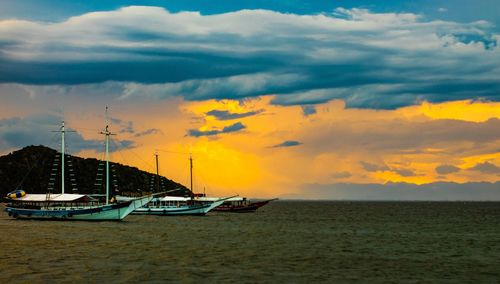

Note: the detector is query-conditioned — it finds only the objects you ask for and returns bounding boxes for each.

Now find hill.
[0,145,190,197]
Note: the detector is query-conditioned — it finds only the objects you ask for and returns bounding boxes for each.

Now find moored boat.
[197,196,278,213]
[4,116,153,221]
[5,193,152,220]
[122,152,233,216]
[183,154,277,213]
[129,195,232,216]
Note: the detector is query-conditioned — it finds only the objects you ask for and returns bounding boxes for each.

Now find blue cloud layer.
[0,6,499,109]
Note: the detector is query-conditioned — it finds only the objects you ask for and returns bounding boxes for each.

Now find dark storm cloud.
[0,54,270,85]
[0,6,499,109]
[206,109,263,120]
[187,122,246,137]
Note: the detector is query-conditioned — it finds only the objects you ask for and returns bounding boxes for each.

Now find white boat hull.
[133,199,225,216]
[5,195,153,221]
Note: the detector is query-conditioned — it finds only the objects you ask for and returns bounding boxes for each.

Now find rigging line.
[113,138,155,173]
[96,136,106,162]
[157,149,190,155]
[47,131,60,150]
[14,158,37,191]
[110,138,131,167]
[14,131,60,191]
[68,126,101,133]
[158,149,224,163]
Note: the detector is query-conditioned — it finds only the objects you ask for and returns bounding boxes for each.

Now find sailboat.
[127,152,232,216]
[4,119,154,221]
[187,155,277,213]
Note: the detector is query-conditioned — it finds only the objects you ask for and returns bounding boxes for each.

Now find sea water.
[1,201,499,283]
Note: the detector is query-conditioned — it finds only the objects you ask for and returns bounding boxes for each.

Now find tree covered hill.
[0,145,190,197]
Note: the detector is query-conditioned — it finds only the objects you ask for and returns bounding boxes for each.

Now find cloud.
[360,161,389,172]
[0,6,498,109]
[134,128,160,137]
[272,140,302,148]
[0,114,133,153]
[206,109,263,120]
[469,161,500,174]
[304,118,500,155]
[331,171,352,179]
[120,73,304,101]
[436,164,460,174]
[301,105,316,116]
[187,121,245,137]
[360,162,418,177]
[392,168,418,177]
[119,121,135,134]
[109,117,123,124]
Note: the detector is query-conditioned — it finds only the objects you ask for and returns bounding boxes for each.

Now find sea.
[1,201,500,283]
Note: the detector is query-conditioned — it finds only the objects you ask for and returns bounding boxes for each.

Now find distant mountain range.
[0,145,190,197]
[287,181,500,201]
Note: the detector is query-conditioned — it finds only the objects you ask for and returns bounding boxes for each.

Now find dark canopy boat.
[196,196,278,213]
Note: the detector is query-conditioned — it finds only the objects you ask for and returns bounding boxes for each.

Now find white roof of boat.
[158,196,190,201]
[116,195,189,202]
[12,193,89,202]
[195,196,243,202]
[115,195,136,201]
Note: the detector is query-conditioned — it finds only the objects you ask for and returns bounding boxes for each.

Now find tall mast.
[100,106,114,205]
[105,125,110,204]
[189,154,193,194]
[61,121,65,194]
[155,151,160,192]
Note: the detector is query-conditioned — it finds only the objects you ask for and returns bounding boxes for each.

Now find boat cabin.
[147,196,194,208]
[5,193,98,209]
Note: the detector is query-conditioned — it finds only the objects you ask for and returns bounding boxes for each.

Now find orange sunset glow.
[1,3,499,200]
[7,96,493,199]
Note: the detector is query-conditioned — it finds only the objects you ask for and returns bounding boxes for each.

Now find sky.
[0,1,499,200]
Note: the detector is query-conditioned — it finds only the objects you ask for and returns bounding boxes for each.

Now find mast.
[189,154,193,194]
[100,107,114,204]
[155,151,160,192]
[61,121,65,194]
[105,125,110,204]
